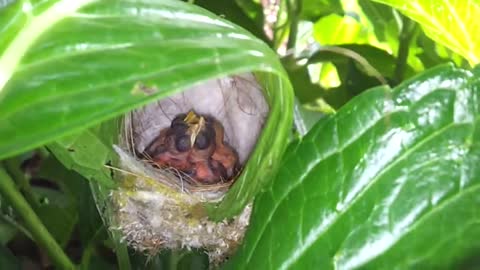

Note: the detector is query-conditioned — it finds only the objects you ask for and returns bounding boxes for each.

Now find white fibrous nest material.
[109,74,269,263]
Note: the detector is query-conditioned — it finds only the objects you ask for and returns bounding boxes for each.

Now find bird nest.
[109,74,269,263]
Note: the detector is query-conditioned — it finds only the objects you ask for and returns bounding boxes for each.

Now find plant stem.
[80,227,106,270]
[272,0,287,50]
[89,181,132,270]
[393,16,418,84]
[308,46,388,85]
[286,0,301,51]
[0,167,75,270]
[114,235,132,270]
[3,159,39,209]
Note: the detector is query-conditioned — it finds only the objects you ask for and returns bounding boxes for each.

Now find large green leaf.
[0,0,293,157]
[371,0,480,65]
[227,64,480,269]
[0,1,293,219]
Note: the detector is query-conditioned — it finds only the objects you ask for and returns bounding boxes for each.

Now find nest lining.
[110,74,269,263]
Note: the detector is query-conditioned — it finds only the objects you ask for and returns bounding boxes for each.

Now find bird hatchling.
[143,111,240,184]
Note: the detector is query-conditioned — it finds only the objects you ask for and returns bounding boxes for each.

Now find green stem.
[89,181,131,270]
[114,235,131,270]
[272,1,287,50]
[308,46,388,85]
[0,167,75,270]
[286,0,300,51]
[80,227,105,270]
[3,159,39,209]
[393,16,418,84]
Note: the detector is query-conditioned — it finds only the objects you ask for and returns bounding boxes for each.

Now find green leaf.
[313,14,365,45]
[210,71,293,218]
[0,1,293,171]
[0,222,16,245]
[48,126,117,187]
[235,0,264,27]
[34,197,77,247]
[130,249,208,270]
[416,31,468,69]
[0,1,293,219]
[227,64,480,269]
[308,44,411,80]
[293,99,328,136]
[36,155,105,247]
[358,0,400,49]
[370,0,480,65]
[301,0,343,21]
[302,44,407,108]
[194,0,267,43]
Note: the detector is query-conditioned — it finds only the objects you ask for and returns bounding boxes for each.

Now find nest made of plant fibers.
[109,73,269,263]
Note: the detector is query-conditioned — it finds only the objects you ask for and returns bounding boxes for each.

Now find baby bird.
[143,112,239,184]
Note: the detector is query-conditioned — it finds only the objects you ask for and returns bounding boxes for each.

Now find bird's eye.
[171,114,187,129]
[175,135,191,152]
[195,132,210,149]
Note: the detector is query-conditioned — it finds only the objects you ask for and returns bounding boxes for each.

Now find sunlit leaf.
[371,0,480,65]
[313,14,364,45]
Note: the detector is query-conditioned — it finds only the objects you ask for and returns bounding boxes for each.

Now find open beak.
[183,111,206,147]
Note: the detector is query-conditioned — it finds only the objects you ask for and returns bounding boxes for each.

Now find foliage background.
[0,0,480,269]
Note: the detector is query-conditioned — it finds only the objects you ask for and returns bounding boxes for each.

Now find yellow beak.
[183,111,206,147]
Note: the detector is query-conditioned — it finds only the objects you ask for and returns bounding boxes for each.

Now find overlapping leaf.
[228,64,480,269]
[0,0,294,219]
